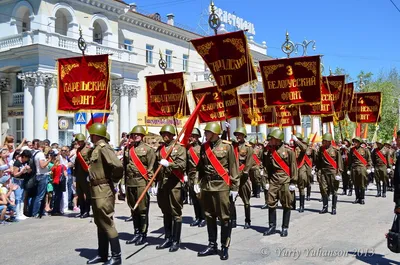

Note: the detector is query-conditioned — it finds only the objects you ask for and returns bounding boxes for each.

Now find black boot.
[244,205,251,229]
[263,208,276,236]
[156,216,173,249]
[230,198,237,228]
[190,219,200,227]
[281,208,291,237]
[126,215,140,245]
[124,216,133,222]
[375,182,381,197]
[136,214,148,246]
[348,186,353,196]
[319,196,328,214]
[261,190,269,209]
[360,189,365,204]
[87,230,108,264]
[220,220,232,261]
[341,189,347,196]
[198,219,206,227]
[169,220,182,252]
[353,188,360,204]
[382,183,387,198]
[306,185,311,201]
[298,195,305,213]
[291,191,296,210]
[198,218,218,256]
[331,195,337,215]
[256,184,261,198]
[104,237,121,265]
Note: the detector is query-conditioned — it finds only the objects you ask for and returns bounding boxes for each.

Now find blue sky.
[132,0,400,81]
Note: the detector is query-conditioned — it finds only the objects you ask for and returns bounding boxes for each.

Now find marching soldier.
[248,138,263,198]
[371,139,391,198]
[340,139,352,196]
[231,127,254,229]
[317,133,343,215]
[304,138,316,201]
[156,125,186,252]
[260,134,272,209]
[125,126,156,246]
[348,137,372,204]
[74,133,92,219]
[187,128,206,227]
[292,133,310,212]
[263,129,297,237]
[387,141,396,191]
[197,122,239,260]
[86,123,123,265]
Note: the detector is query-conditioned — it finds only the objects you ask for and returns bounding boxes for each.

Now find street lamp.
[281,31,316,58]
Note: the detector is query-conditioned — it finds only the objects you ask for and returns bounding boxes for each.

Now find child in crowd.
[0,175,18,223]
[50,156,67,216]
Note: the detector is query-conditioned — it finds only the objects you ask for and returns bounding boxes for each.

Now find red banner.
[239,93,275,125]
[301,75,345,116]
[321,82,353,123]
[146,72,189,117]
[269,106,301,127]
[57,54,110,112]
[259,55,321,106]
[348,92,382,123]
[191,31,257,92]
[192,86,239,123]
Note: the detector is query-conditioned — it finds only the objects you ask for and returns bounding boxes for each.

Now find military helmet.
[204,122,221,135]
[322,133,333,141]
[267,133,271,140]
[376,138,383,144]
[249,138,256,145]
[191,128,202,137]
[88,123,107,138]
[294,133,303,140]
[352,137,362,143]
[74,133,86,142]
[130,125,146,136]
[269,129,284,140]
[160,125,176,136]
[234,127,247,137]
[304,138,310,145]
[105,132,110,142]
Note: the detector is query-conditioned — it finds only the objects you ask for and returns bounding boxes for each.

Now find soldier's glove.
[230,190,238,199]
[159,159,170,167]
[151,185,158,196]
[292,135,298,142]
[121,184,126,194]
[311,169,316,176]
[86,176,90,182]
[347,170,351,175]
[371,168,375,173]
[289,184,296,191]
[225,121,231,129]
[342,154,347,159]
[260,169,265,176]
[194,184,201,194]
[265,184,270,190]
[184,174,188,182]
[366,169,372,174]
[335,175,342,181]
[113,182,119,192]
[387,168,392,173]
[393,165,396,170]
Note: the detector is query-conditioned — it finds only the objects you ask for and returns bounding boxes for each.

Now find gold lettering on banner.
[222,38,245,53]
[281,91,303,101]
[149,94,182,103]
[267,77,316,89]
[196,41,214,57]
[219,75,233,86]
[63,81,108,93]
[88,62,107,76]
[61,64,79,79]
[161,105,177,113]
[357,114,370,120]
[209,56,247,72]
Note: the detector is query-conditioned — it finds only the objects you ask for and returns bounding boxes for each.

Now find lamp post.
[281,31,316,58]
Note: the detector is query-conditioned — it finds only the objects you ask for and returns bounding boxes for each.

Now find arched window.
[93,20,105,44]
[54,9,69,36]
[16,6,31,33]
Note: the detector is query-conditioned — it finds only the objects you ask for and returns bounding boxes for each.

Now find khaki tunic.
[250,146,263,186]
[75,146,92,201]
[124,141,156,214]
[372,146,391,183]
[197,139,239,221]
[389,148,396,180]
[156,141,186,220]
[187,142,201,186]
[264,144,298,209]
[348,146,372,188]
[340,146,351,186]
[235,141,254,205]
[317,145,343,196]
[295,141,308,193]
[89,139,124,239]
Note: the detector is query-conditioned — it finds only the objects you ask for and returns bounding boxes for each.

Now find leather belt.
[91,178,109,186]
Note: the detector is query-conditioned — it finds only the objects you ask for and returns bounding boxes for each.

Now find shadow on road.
[181,242,208,252]
[118,232,133,241]
[75,248,98,260]
[347,252,399,265]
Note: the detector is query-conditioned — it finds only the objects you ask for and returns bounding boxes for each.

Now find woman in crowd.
[12,150,32,220]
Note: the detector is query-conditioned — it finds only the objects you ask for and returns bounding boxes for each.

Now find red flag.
[179,95,206,146]
[356,123,362,137]
[311,132,318,144]
[393,125,397,142]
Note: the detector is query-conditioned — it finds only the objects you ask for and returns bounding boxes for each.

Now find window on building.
[183,54,189,72]
[16,118,24,142]
[16,74,23,92]
[124,39,133,51]
[165,49,173,68]
[146,44,153,64]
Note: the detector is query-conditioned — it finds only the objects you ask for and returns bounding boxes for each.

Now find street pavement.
[2,183,400,265]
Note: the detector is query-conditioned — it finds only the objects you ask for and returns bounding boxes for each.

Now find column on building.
[295,125,302,136]
[107,92,118,147]
[18,73,35,141]
[47,75,59,144]
[0,78,10,140]
[129,85,139,130]
[119,84,130,136]
[33,72,48,140]
[311,116,321,137]
[259,124,267,141]
[284,127,292,143]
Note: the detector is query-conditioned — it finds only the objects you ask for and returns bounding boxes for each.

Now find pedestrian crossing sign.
[75,112,87,125]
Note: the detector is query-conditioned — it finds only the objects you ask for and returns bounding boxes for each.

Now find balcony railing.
[0,30,137,64]
[13,92,24,105]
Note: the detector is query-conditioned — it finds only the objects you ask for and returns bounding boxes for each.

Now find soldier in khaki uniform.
[231,127,254,229]
[187,128,206,227]
[86,123,124,265]
[304,138,316,201]
[292,133,309,212]
[260,134,272,209]
[74,133,92,219]
[340,139,352,196]
[125,126,156,246]
[156,125,186,252]
[249,138,263,199]
[372,139,392,198]
[387,141,396,191]
[197,122,239,260]
[263,129,298,237]
[317,133,343,215]
[348,137,372,205]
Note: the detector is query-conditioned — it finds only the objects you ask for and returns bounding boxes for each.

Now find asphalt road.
[2,183,399,265]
